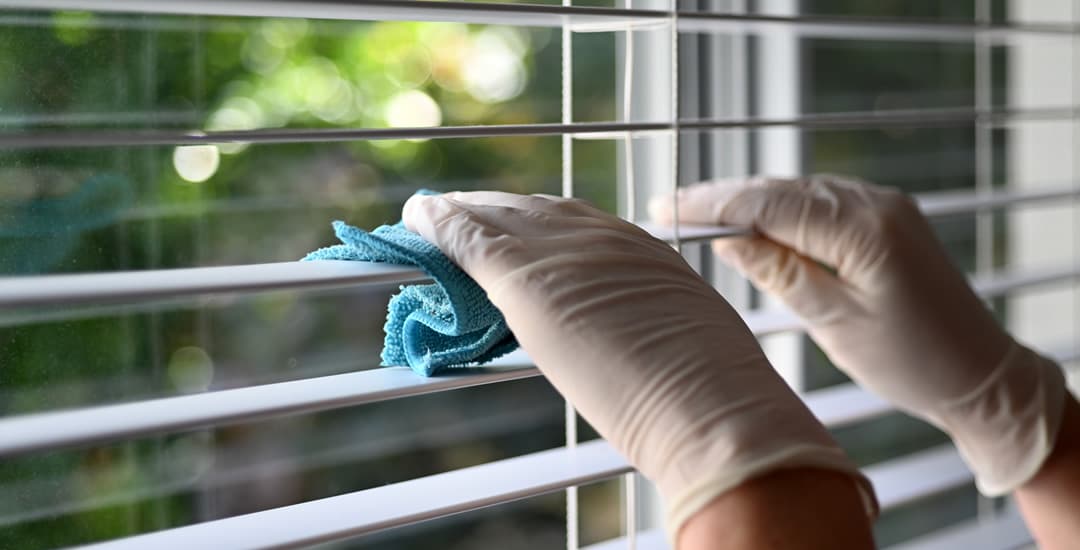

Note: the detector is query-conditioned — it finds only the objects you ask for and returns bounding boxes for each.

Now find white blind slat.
[918,183,1080,217]
[73,441,976,550]
[866,445,973,510]
[802,383,892,428]
[3,107,1077,150]
[0,122,671,150]
[0,350,534,458]
[0,1,1074,40]
[78,439,632,550]
[2,341,1074,461]
[3,185,1077,309]
[0,260,426,308]
[0,0,667,28]
[678,13,1078,42]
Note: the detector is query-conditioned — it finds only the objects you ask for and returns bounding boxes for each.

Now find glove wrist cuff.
[662,445,878,546]
[931,342,1067,496]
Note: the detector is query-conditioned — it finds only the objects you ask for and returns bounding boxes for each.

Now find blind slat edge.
[74,442,974,550]
[1,341,1073,460]
[0,0,668,27]
[3,183,1076,309]
[1,107,1077,150]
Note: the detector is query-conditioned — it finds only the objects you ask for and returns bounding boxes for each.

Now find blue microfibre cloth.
[302,210,518,377]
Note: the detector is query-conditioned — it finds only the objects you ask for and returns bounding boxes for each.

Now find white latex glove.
[402,191,876,539]
[649,174,1067,496]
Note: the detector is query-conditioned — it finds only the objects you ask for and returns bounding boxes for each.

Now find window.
[0,1,1076,549]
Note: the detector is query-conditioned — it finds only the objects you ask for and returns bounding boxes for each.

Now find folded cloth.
[303,218,518,377]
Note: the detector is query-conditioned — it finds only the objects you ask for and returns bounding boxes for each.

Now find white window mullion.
[974,0,998,524]
[1074,0,1080,395]
[622,13,639,546]
[561,3,580,547]
[1006,0,1079,365]
[751,0,805,392]
[975,0,994,276]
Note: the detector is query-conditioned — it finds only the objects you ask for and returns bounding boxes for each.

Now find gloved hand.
[649,174,1067,496]
[402,191,875,539]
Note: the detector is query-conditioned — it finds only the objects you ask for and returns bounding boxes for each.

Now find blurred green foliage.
[0,9,620,548]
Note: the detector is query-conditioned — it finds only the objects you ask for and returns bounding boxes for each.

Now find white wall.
[1005,0,1079,392]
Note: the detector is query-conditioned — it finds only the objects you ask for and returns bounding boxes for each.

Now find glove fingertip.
[402,194,445,238]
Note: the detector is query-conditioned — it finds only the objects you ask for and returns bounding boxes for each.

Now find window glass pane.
[804,40,974,114]
[0,134,575,277]
[677,32,1074,119]
[327,489,569,550]
[0,9,631,548]
[578,478,625,546]
[874,485,979,547]
[802,340,849,390]
[0,12,647,133]
[2,286,384,414]
[306,476,624,550]
[0,378,568,548]
[682,30,983,117]
[798,1,974,20]
[0,131,633,407]
[831,413,950,468]
[807,127,976,192]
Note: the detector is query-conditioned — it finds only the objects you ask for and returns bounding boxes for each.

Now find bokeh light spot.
[463,29,526,103]
[172,145,221,183]
[167,346,214,393]
[385,89,442,128]
[206,97,265,154]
